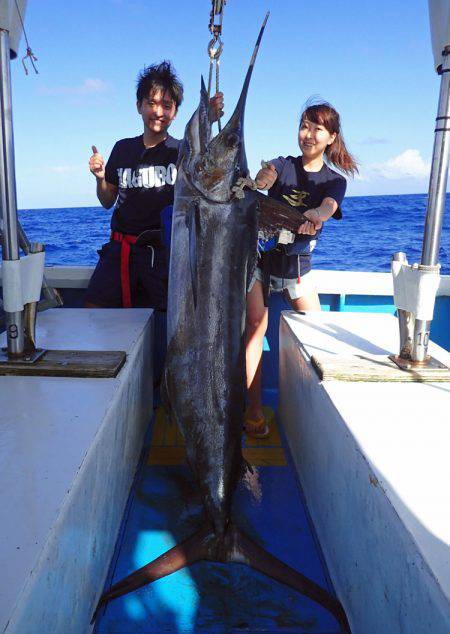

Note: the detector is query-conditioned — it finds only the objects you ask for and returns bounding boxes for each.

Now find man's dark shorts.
[85,240,168,310]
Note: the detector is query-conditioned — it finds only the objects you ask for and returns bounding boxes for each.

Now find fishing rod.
[0,7,60,360]
[390,3,450,374]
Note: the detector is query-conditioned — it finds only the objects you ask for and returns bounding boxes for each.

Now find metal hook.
[207,36,223,61]
[22,47,38,75]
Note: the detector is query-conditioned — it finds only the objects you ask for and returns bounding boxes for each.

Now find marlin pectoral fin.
[255,190,307,240]
[187,202,200,308]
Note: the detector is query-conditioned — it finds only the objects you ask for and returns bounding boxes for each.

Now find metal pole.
[0,28,24,355]
[412,48,450,362]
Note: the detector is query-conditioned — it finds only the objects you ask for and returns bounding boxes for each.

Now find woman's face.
[298,118,336,159]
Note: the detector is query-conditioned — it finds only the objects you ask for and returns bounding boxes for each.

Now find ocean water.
[18,193,450,275]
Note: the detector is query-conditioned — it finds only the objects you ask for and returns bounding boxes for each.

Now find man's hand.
[297,208,323,235]
[209,92,224,122]
[89,145,105,180]
[255,162,277,190]
[89,145,118,209]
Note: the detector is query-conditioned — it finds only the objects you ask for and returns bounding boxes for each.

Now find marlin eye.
[195,161,205,174]
[226,133,239,148]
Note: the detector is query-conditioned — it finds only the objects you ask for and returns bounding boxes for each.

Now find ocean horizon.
[18,192,450,275]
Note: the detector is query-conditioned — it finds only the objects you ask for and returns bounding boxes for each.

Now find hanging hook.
[22,47,38,75]
[207,35,223,62]
[14,0,38,75]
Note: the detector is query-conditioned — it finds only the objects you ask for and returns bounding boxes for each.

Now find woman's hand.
[255,163,277,190]
[297,208,323,235]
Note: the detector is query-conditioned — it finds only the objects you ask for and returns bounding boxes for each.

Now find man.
[85,60,223,309]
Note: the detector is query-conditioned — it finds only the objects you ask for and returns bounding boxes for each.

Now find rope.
[13,0,38,74]
[207,57,214,97]
[215,57,221,132]
[207,0,225,131]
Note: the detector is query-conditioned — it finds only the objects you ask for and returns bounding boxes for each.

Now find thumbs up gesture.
[255,162,277,190]
[89,145,105,180]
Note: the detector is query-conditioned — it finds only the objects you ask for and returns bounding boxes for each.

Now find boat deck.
[95,391,343,633]
[0,309,153,633]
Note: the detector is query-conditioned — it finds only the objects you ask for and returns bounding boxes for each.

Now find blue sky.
[9,0,440,208]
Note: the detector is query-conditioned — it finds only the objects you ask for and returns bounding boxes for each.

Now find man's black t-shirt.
[262,155,347,278]
[105,134,181,235]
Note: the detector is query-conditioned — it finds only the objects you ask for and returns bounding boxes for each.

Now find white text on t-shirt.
[117,164,177,189]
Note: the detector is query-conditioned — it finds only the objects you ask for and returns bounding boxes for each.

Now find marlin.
[93,15,350,632]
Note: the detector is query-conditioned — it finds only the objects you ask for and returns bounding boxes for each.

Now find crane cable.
[207,0,226,131]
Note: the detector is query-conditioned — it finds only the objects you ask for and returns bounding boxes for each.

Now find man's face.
[137,89,177,135]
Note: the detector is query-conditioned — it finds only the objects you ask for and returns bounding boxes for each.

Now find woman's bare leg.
[245,280,268,421]
[289,289,321,312]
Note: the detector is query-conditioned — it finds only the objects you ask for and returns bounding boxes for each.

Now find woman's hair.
[300,101,358,176]
[136,61,184,109]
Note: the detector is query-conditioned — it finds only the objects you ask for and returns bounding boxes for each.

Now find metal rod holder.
[412,49,450,362]
[0,28,24,356]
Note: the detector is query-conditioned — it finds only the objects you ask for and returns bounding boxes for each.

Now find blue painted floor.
[96,393,342,633]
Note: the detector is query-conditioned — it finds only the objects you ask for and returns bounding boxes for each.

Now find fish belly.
[164,194,258,527]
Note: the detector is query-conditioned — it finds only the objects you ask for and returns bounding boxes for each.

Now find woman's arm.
[307,196,339,222]
[298,197,338,235]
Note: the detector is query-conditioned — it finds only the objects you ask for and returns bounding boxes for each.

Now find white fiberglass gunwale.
[3,265,448,297]
[279,311,450,633]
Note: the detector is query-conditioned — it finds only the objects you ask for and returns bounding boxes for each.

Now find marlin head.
[180,13,270,202]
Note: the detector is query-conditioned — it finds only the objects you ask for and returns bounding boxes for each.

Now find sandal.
[244,413,270,439]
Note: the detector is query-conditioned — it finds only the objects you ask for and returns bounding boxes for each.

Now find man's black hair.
[136,61,184,109]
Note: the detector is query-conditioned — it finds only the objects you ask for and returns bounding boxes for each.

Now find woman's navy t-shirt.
[262,155,347,278]
[105,134,181,235]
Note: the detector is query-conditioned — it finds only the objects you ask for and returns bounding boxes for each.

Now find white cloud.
[39,78,110,97]
[346,149,431,195]
[370,149,430,180]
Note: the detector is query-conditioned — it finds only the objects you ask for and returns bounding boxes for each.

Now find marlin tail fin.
[91,523,350,632]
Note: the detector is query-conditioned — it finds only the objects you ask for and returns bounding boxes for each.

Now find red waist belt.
[111,231,138,308]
